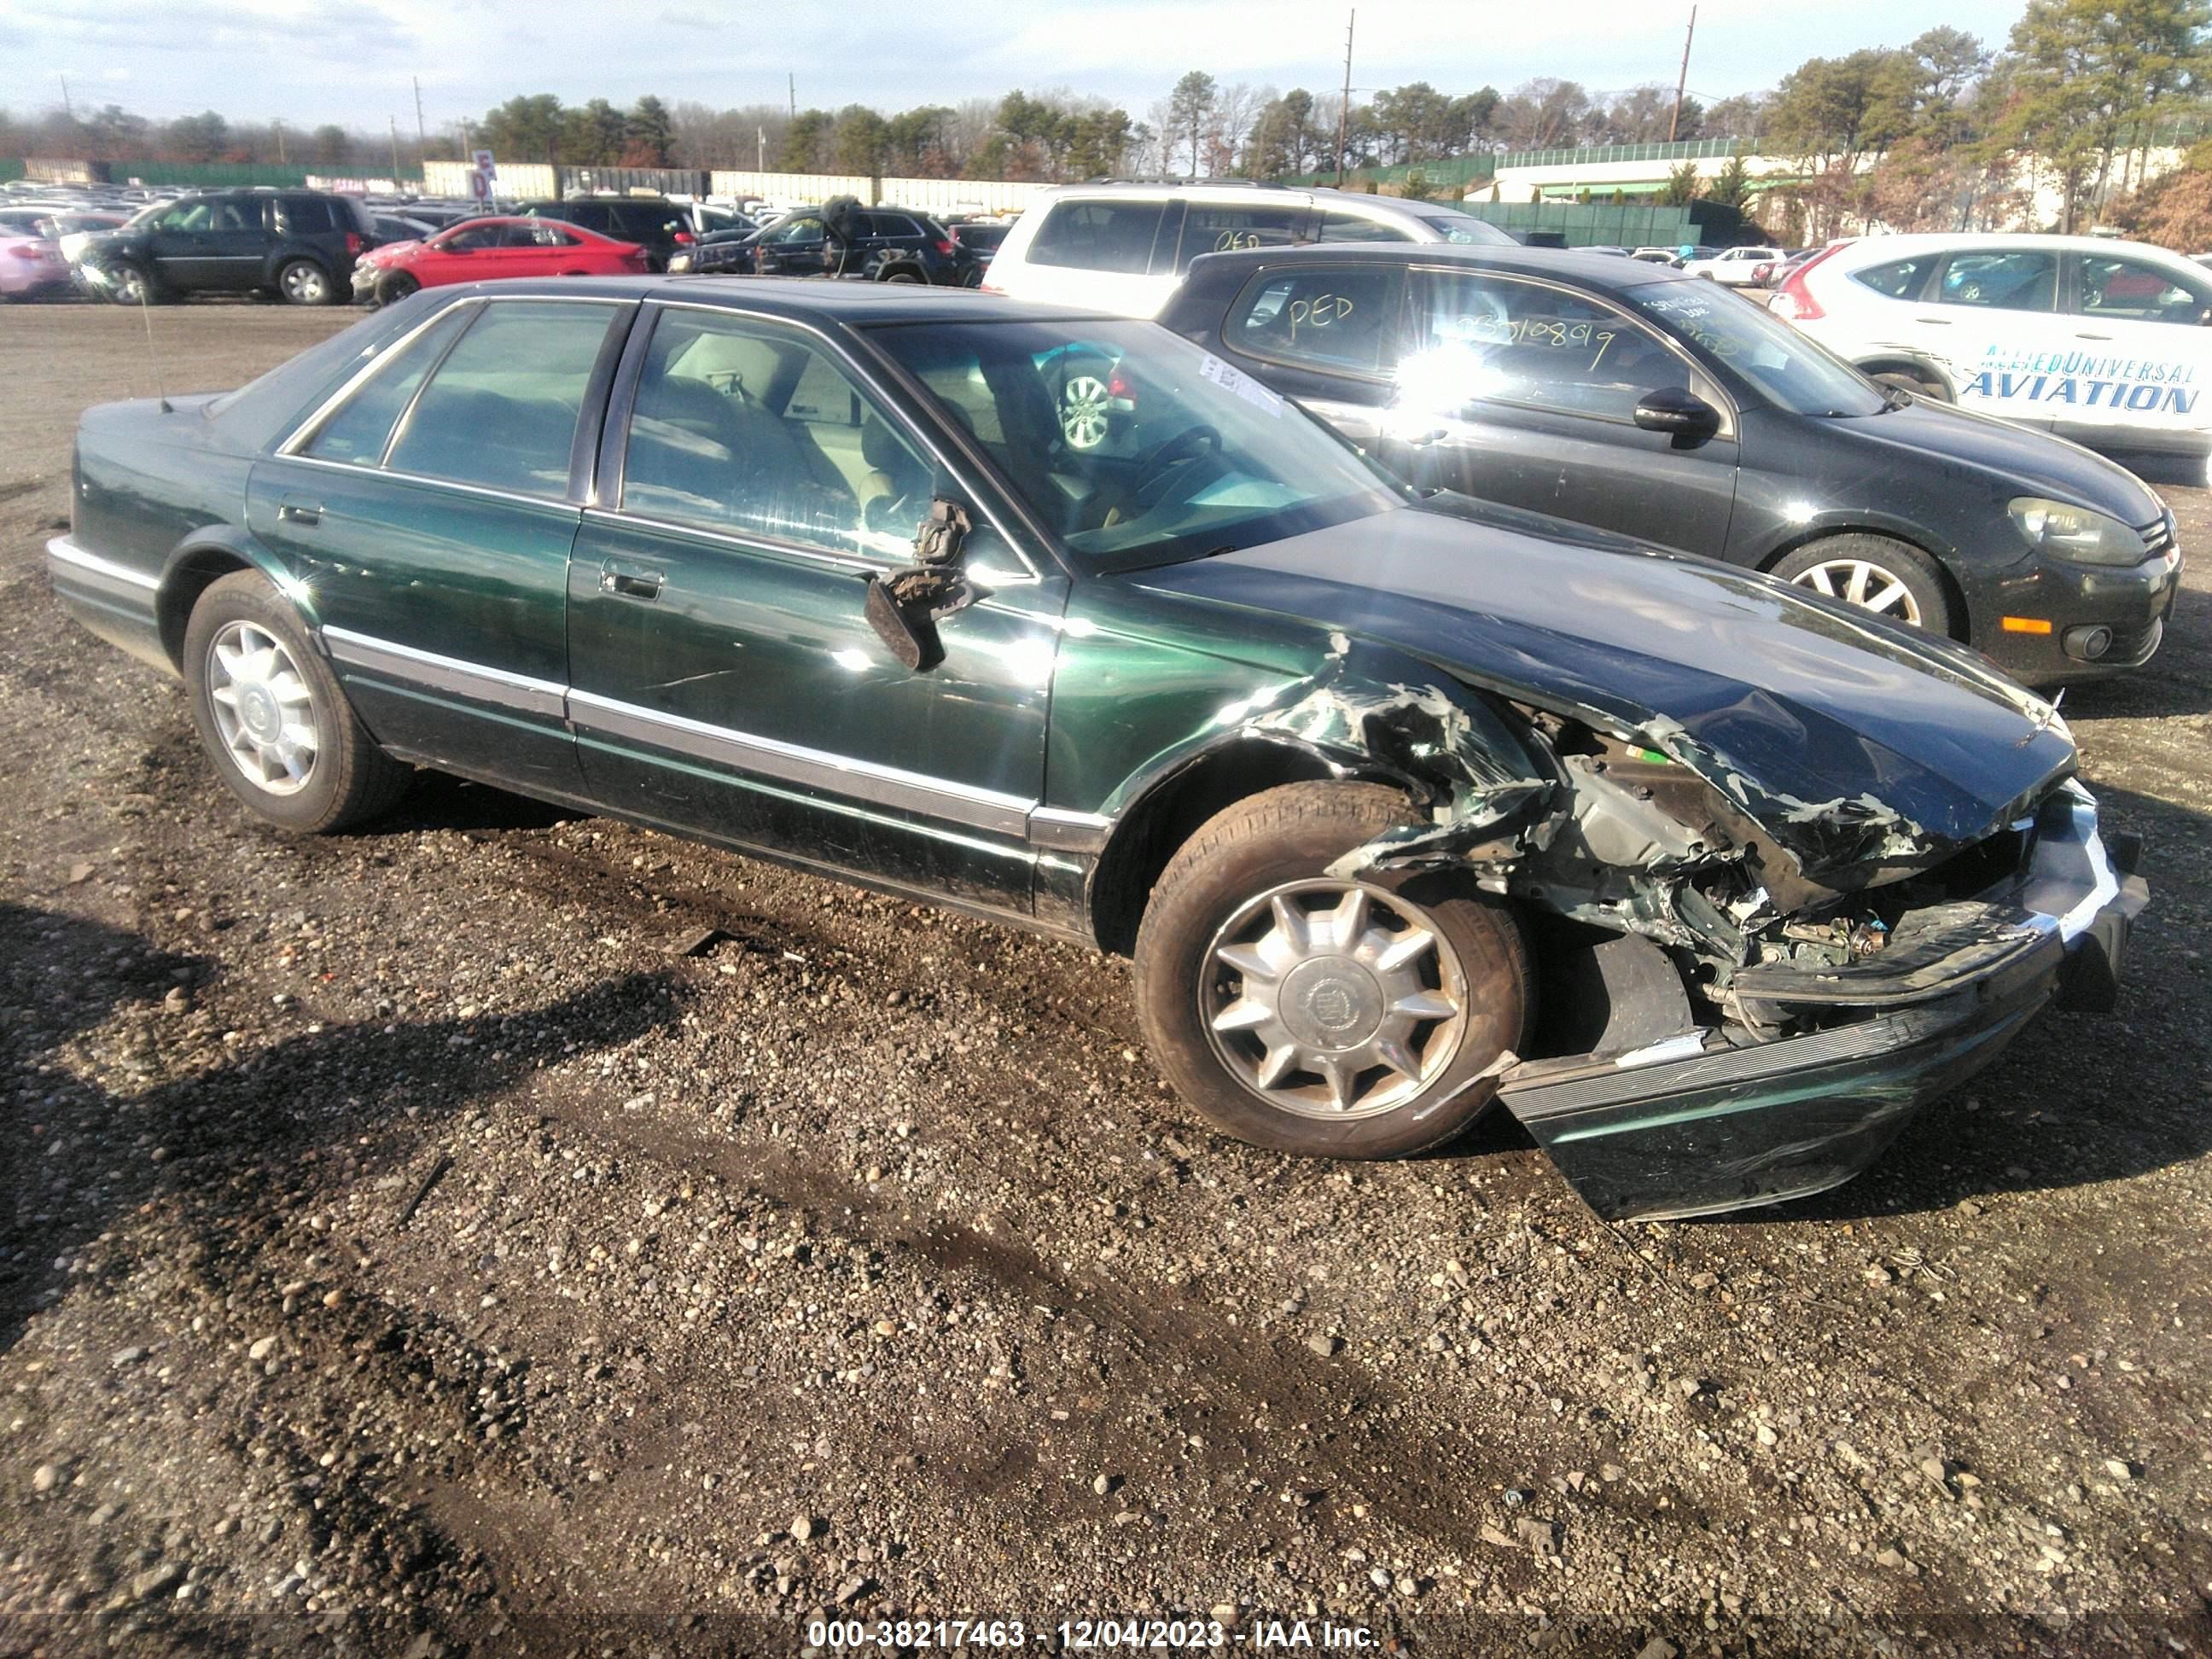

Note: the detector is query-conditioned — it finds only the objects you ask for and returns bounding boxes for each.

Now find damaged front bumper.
[1496,783,2146,1220]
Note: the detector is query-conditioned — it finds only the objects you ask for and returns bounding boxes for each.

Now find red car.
[352,216,650,306]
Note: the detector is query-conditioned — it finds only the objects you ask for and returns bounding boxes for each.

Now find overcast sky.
[5,0,2031,132]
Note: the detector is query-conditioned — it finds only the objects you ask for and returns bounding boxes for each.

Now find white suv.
[1774,232,2212,478]
[1680,245,1784,286]
[984,182,1514,317]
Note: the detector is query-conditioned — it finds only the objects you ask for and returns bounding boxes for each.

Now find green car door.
[565,301,1066,914]
[247,295,635,795]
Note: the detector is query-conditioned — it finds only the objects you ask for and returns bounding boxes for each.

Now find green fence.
[103,161,425,189]
[1455,199,1748,249]
[0,159,22,184]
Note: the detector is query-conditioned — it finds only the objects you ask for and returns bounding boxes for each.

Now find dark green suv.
[76,189,376,306]
[44,278,2143,1220]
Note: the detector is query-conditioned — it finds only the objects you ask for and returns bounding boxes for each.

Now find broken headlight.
[2007,497,2149,566]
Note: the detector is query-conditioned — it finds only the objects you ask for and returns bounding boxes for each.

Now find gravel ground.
[2,302,2209,1656]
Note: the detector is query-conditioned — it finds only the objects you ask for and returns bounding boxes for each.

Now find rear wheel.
[1772,534,1954,634]
[105,260,156,306]
[374,271,420,306]
[183,571,412,833]
[879,267,923,284]
[1057,356,1115,451]
[276,258,335,306]
[1135,783,1531,1160]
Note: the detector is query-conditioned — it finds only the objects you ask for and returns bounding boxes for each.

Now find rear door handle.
[599,559,664,601]
[276,500,322,526]
[1912,316,1953,325]
[2075,331,2113,341]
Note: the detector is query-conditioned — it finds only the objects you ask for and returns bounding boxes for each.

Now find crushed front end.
[1495,780,2145,1219]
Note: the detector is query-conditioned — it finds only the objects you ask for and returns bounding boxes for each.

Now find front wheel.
[374,270,420,306]
[276,258,335,306]
[183,571,413,833]
[1134,783,1531,1160]
[1772,534,1954,634]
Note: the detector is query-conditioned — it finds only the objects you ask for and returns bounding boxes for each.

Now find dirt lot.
[2,302,2209,1656]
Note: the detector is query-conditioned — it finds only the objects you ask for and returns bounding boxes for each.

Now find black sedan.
[1157,244,2182,684]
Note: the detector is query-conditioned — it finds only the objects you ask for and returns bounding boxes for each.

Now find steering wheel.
[1129,424,1222,506]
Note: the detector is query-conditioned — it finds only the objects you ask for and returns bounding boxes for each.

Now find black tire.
[276,258,337,306]
[1134,782,1532,1161]
[374,271,420,306]
[1770,534,1955,635]
[105,260,158,306]
[183,570,413,834]
[879,267,924,283]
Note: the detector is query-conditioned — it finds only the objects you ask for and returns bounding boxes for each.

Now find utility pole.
[413,76,428,161]
[389,115,402,183]
[758,125,766,171]
[1335,9,1354,188]
[789,73,797,122]
[461,118,472,161]
[273,118,286,164]
[60,74,74,120]
[1668,5,1697,142]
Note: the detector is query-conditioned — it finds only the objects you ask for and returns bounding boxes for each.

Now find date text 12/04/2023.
[804,1616,1383,1649]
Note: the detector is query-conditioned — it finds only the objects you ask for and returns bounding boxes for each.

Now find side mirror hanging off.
[864,498,984,672]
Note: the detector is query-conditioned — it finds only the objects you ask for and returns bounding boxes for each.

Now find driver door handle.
[599,559,664,601]
[276,500,322,526]
[1912,316,1953,325]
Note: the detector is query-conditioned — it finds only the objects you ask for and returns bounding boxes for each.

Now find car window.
[209,201,255,234]
[763,214,826,246]
[281,197,335,233]
[298,305,476,467]
[1026,200,1167,274]
[870,317,1406,570]
[2079,253,2211,325]
[621,309,935,562]
[441,223,504,251]
[1628,284,1886,416]
[386,300,621,497]
[1937,250,2057,311]
[1850,255,1936,300]
[1175,205,1314,270]
[1227,265,1402,375]
[1318,212,1413,244]
[155,202,212,233]
[1406,209,1514,246]
[1409,272,1679,422]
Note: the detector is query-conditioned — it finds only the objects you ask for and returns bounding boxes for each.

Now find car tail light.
[1108,370,1136,402]
[345,231,364,256]
[6,245,43,261]
[980,280,1003,293]
[673,230,695,244]
[934,237,956,256]
[1773,242,1847,323]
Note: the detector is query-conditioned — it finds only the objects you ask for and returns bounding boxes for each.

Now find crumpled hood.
[1132,498,2077,883]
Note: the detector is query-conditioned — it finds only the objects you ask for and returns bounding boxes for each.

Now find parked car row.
[44,276,2147,1219]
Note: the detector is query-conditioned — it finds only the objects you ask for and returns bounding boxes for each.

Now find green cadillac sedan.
[47,276,2143,1219]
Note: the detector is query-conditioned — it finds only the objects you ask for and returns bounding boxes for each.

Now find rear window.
[1027,200,1168,274]
[280,195,335,233]
[1851,255,1936,299]
[1318,211,1413,244]
[1174,204,1314,270]
[1408,209,1513,246]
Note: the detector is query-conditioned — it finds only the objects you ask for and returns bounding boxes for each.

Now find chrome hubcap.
[1791,558,1923,625]
[283,264,326,301]
[1202,881,1467,1118]
[207,621,319,795]
[1062,374,1111,451]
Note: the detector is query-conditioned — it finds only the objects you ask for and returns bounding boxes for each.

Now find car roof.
[439,273,1114,325]
[1823,230,2197,264]
[1183,241,1694,289]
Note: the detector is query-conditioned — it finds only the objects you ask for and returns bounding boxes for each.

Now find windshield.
[1411,209,1514,247]
[1627,283,1885,416]
[869,319,1406,569]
